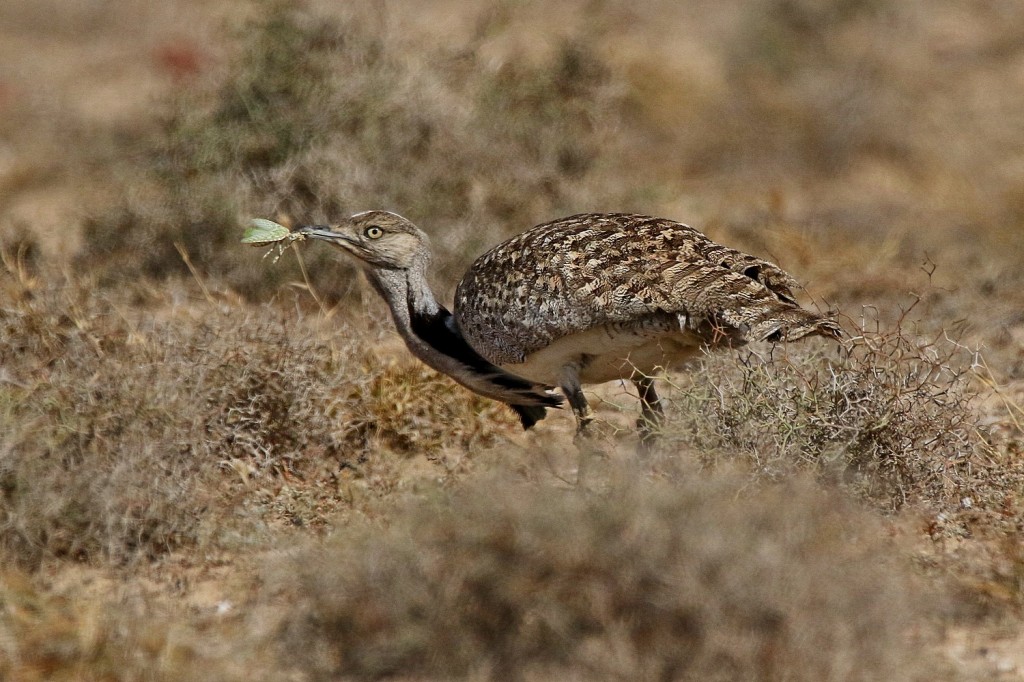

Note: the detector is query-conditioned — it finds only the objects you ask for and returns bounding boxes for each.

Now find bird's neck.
[365,265,444,343]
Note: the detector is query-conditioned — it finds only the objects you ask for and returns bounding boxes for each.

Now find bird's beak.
[294,224,360,251]
[294,224,340,240]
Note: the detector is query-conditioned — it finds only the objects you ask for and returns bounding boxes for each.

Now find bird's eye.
[364,226,384,239]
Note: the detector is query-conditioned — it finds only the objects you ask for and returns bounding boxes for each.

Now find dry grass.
[273,471,928,681]
[0,471,944,682]
[0,253,518,568]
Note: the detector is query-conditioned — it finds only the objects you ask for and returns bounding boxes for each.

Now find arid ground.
[2,1,1024,679]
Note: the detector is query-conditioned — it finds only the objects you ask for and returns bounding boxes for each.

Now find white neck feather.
[364,264,440,345]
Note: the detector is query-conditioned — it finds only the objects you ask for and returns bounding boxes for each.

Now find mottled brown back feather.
[455,213,838,365]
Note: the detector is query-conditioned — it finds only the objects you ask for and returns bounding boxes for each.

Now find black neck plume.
[407,303,561,429]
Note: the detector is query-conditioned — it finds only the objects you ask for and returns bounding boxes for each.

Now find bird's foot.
[572,412,618,445]
[572,418,594,446]
[636,415,663,453]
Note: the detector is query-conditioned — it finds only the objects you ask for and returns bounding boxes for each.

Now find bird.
[295,211,841,441]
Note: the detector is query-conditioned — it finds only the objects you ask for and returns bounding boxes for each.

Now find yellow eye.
[364,226,384,239]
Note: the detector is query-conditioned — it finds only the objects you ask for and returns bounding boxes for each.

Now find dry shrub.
[276,472,926,681]
[0,274,213,567]
[78,0,349,296]
[205,322,515,471]
[659,310,978,510]
[80,1,640,299]
[0,260,515,568]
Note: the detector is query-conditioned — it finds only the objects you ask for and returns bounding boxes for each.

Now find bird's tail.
[748,306,843,343]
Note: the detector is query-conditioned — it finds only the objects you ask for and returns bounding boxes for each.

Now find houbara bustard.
[295,211,841,441]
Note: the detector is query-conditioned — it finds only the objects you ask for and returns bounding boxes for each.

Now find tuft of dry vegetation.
[276,473,926,682]
[0,259,515,568]
[658,310,979,510]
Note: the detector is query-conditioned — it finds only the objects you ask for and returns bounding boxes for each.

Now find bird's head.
[296,211,430,270]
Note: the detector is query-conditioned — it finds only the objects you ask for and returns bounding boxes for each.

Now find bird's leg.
[559,363,594,438]
[560,362,599,486]
[633,374,665,447]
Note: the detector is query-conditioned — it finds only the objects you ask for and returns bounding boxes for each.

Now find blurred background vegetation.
[4,0,1022,305]
[2,0,1024,679]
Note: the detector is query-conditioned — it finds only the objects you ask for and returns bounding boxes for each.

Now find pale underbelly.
[499,326,706,386]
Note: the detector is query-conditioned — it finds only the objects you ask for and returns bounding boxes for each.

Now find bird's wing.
[455,214,835,365]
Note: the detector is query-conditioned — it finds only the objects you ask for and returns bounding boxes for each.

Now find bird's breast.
[498,322,705,386]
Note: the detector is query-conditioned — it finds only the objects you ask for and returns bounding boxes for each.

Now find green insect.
[242,218,293,244]
[242,218,305,262]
